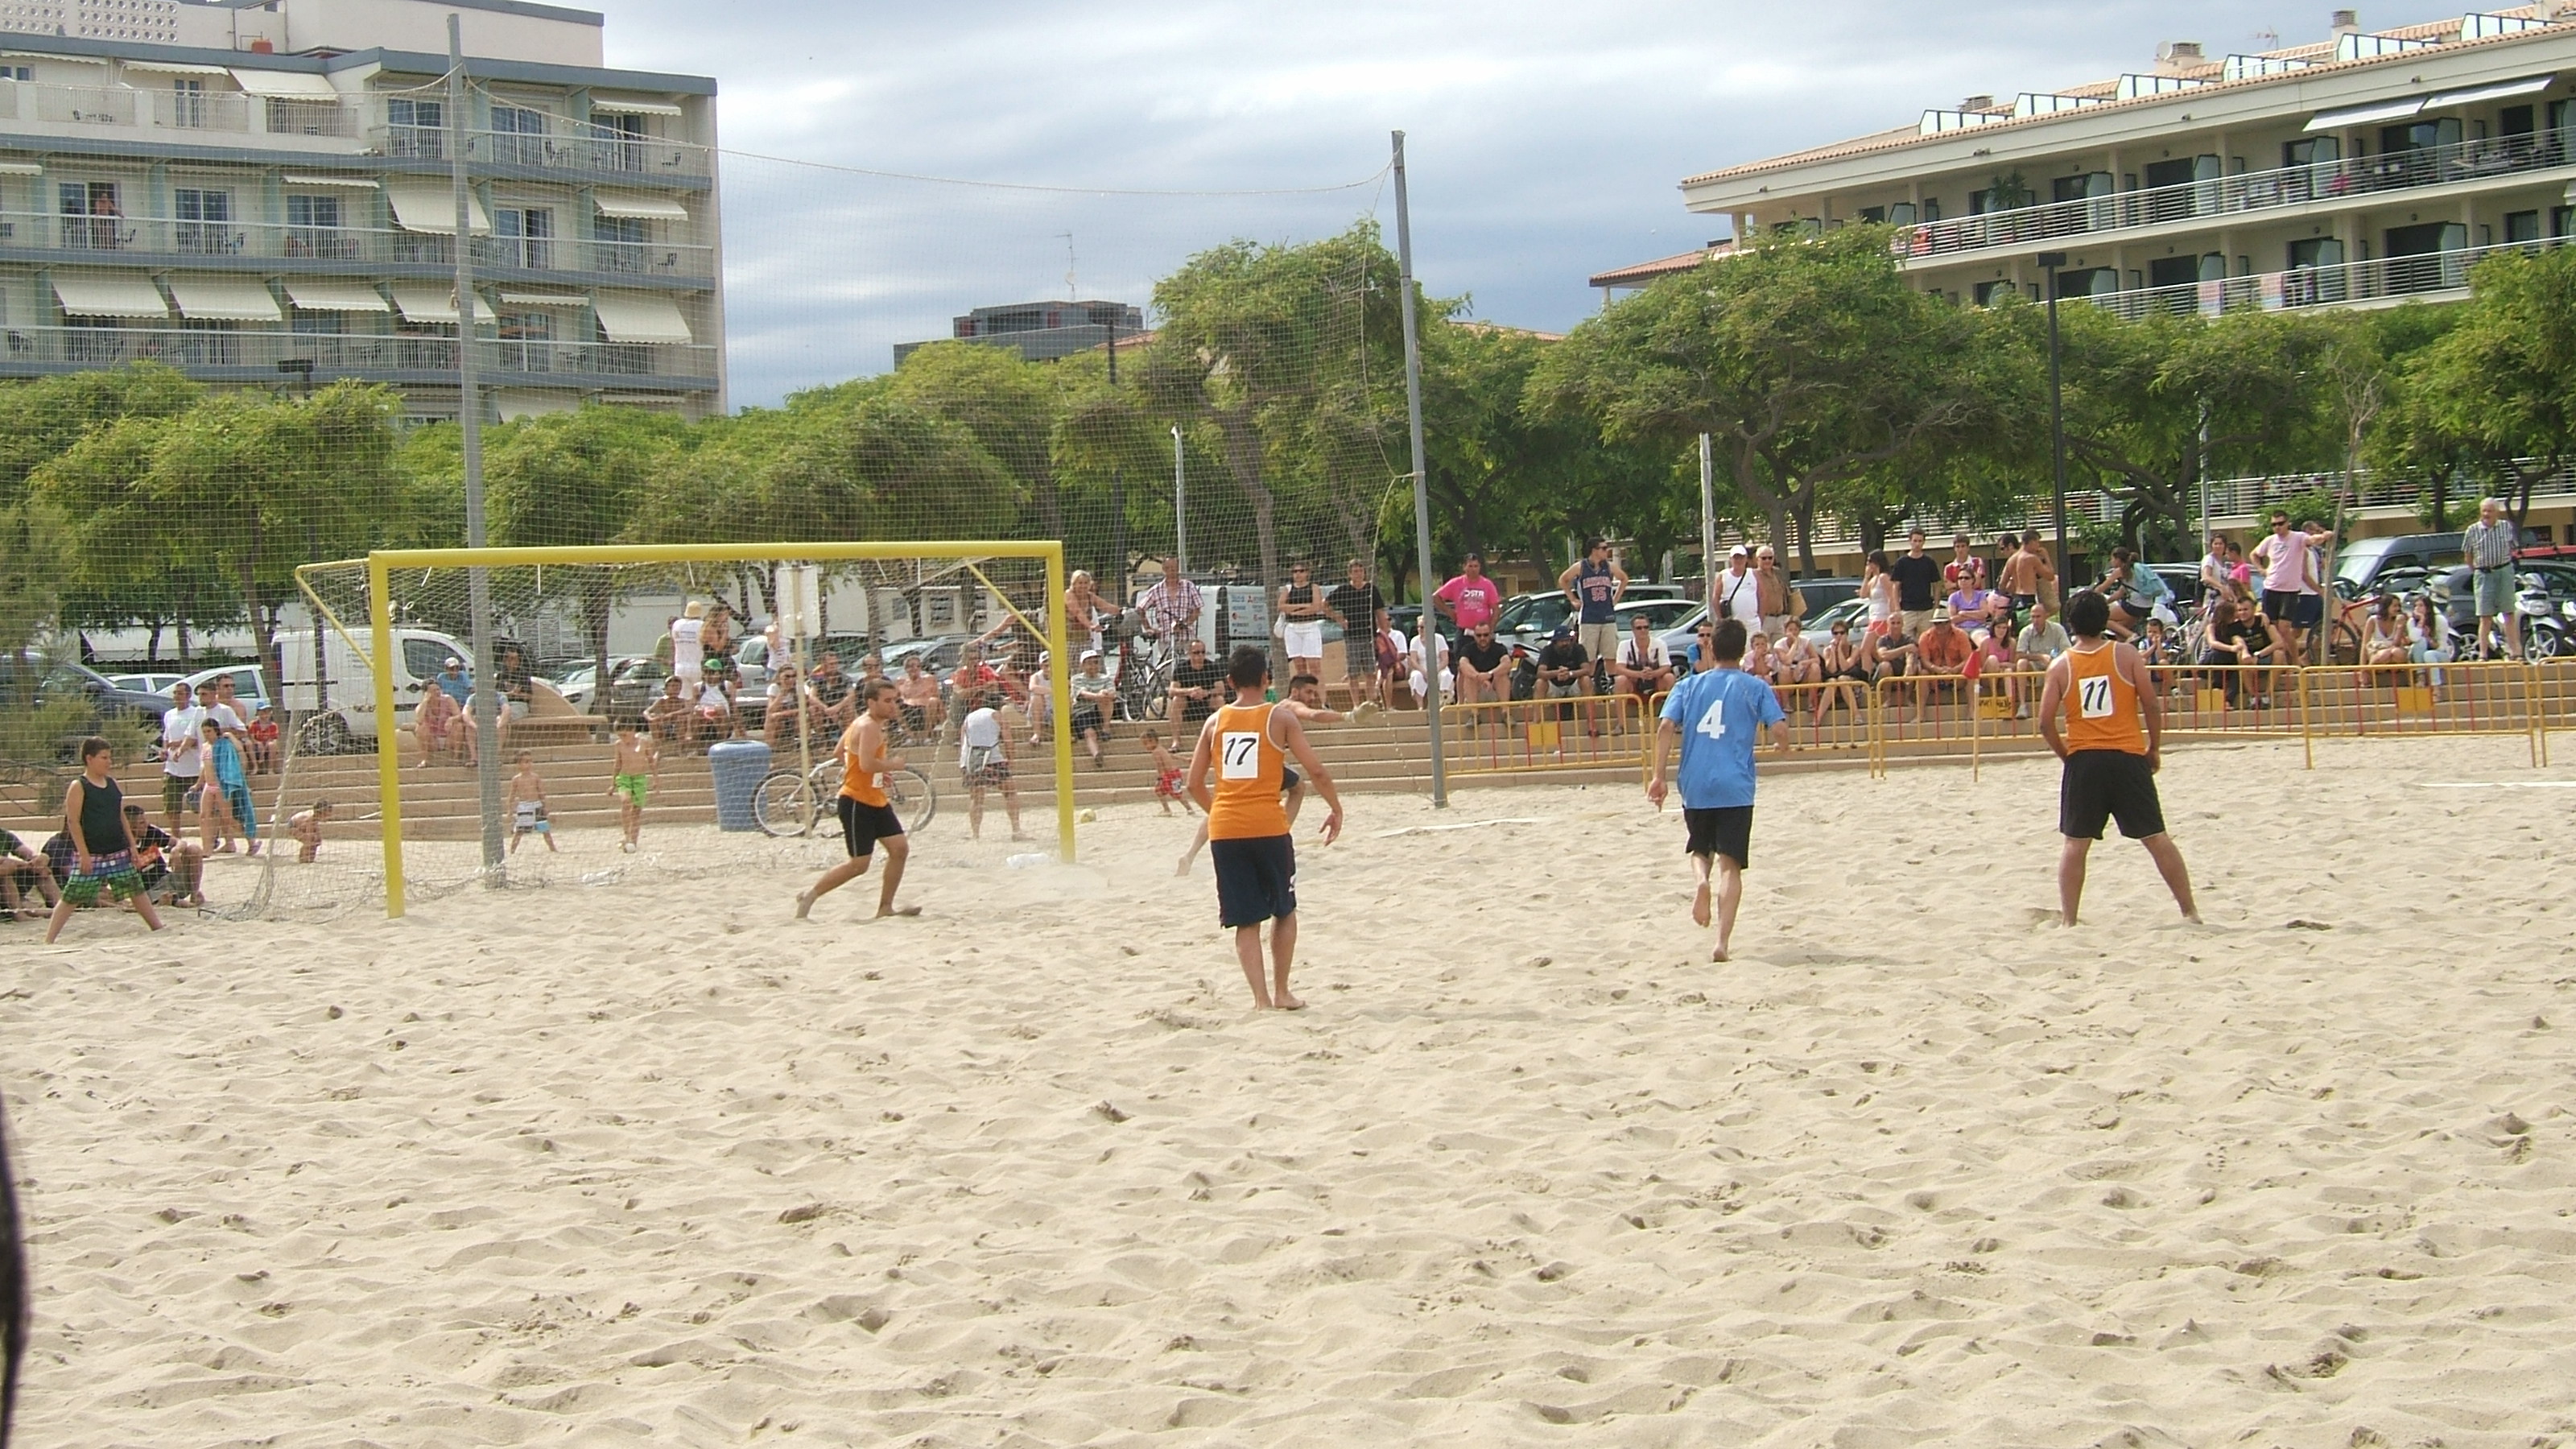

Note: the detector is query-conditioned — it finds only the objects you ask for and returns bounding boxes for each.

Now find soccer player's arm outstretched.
[1273,706,1343,845]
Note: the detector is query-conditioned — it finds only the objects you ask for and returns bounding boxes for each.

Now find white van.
[275,625,472,752]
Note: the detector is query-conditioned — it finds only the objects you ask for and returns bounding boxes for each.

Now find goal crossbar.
[349,540,1074,917]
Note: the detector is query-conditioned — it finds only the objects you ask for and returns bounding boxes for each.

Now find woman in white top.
[1863,551,1898,638]
[2363,593,2412,667]
[2407,595,2452,675]
[1063,572,1107,658]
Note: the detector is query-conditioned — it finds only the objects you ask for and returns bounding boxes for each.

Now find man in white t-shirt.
[1407,627,1452,705]
[956,703,1025,841]
[1612,611,1675,699]
[159,680,208,832]
[1713,545,1763,631]
[671,601,707,687]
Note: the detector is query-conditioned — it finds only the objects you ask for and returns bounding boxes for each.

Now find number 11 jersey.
[1659,667,1784,809]
[2062,642,2146,755]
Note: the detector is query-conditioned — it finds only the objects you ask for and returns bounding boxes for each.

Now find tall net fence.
[0,103,1413,926]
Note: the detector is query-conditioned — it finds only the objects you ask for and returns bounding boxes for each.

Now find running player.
[2036,592,2198,927]
[1645,619,1784,962]
[796,679,919,920]
[1186,646,1343,1010]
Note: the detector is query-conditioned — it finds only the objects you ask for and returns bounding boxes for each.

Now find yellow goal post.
[295,540,1075,919]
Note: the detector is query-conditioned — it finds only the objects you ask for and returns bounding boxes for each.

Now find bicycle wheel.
[882,765,937,833]
[752,769,819,838]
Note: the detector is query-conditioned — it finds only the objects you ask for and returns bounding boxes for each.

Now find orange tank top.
[2063,642,2146,754]
[839,727,890,807]
[1204,701,1288,840]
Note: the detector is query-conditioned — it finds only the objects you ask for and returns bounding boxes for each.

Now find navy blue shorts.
[837,795,903,858]
[1210,833,1296,927]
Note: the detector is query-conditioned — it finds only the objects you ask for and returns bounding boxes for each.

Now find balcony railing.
[0,209,713,278]
[1895,130,2575,261]
[0,80,708,175]
[2061,233,2568,321]
[373,122,710,178]
[0,323,717,382]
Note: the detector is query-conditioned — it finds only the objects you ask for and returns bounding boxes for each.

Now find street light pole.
[2037,251,2070,582]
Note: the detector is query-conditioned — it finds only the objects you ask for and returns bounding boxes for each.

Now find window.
[2286,237,2347,306]
[2555,206,2575,238]
[174,187,233,254]
[2506,209,2541,245]
[2051,267,2118,299]
[493,205,552,269]
[490,105,548,166]
[593,213,647,271]
[402,638,451,682]
[1971,279,2017,306]
[58,180,120,250]
[284,192,353,258]
[496,308,553,371]
[2382,221,2466,294]
[1856,205,1884,224]
[2,66,29,82]
[386,97,442,159]
[169,77,207,128]
[2141,155,2219,222]
[1886,201,1918,226]
[2501,105,2535,138]
[289,309,344,334]
[177,317,237,366]
[592,110,647,171]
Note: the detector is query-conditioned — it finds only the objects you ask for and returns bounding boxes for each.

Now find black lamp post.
[2036,251,2070,581]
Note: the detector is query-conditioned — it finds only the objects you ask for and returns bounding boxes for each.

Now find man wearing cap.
[1914,605,1975,717]
[1713,545,1762,633]
[434,656,471,706]
[1070,649,1118,767]
[671,601,707,688]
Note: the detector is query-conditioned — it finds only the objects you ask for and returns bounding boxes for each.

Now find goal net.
[267,543,1071,919]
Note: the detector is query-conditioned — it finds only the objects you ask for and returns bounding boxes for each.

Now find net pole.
[1698,433,1716,609]
[1393,129,1445,807]
[369,551,407,918]
[448,16,503,875]
[1170,424,1188,574]
[1044,543,1077,861]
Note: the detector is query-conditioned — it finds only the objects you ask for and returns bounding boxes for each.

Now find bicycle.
[752,753,937,839]
[1108,611,1175,723]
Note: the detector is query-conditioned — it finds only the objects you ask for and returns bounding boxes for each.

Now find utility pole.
[448,14,502,877]
[1108,313,1127,592]
[1698,433,1716,609]
[2037,250,2071,582]
[1393,130,1444,807]
[1170,423,1187,573]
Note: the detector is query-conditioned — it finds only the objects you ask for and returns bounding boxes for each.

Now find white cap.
[444,656,462,667]
[1729,544,1749,558]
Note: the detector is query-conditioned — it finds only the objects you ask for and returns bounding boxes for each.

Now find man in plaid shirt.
[1143,556,1203,643]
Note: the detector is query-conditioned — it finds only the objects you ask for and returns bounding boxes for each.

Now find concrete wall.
[176,0,602,64]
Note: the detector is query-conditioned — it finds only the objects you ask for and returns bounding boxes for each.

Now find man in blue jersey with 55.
[1645,618,1786,961]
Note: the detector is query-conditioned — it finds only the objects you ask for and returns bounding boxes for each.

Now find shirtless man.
[608,723,658,852]
[795,679,919,920]
[894,655,943,743]
[1997,530,2056,626]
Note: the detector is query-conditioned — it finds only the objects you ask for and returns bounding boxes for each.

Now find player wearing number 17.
[1187,646,1344,1011]
[1645,619,1785,963]
[2037,592,2198,928]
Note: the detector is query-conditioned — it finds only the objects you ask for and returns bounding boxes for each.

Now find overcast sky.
[580,0,2463,407]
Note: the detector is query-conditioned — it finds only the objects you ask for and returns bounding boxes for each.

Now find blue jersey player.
[1645,617,1785,960]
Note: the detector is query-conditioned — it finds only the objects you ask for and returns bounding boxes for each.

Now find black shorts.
[2059,749,2165,840]
[837,795,904,858]
[2292,592,2323,629]
[1071,704,1104,734]
[898,704,926,735]
[1683,806,1752,867]
[1281,765,1301,794]
[2260,588,2298,624]
[1209,833,1297,927]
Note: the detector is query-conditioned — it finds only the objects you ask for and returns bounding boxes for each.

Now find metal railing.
[373,122,709,178]
[2073,235,2572,321]
[1895,130,2576,261]
[1441,687,1653,776]
[0,209,713,278]
[0,324,718,382]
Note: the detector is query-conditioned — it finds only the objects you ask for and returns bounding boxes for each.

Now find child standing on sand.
[1141,729,1187,815]
[506,751,555,854]
[608,725,658,852]
[197,718,259,856]
[287,801,333,863]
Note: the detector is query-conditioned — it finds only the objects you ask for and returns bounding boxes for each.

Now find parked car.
[2333,530,2487,596]
[178,663,270,714]
[1792,576,1865,616]
[0,659,172,740]
[1798,597,1873,650]
[105,671,188,697]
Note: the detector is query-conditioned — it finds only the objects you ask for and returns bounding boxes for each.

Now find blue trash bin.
[708,737,773,832]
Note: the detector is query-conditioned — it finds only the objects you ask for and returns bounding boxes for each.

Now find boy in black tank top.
[46,737,163,943]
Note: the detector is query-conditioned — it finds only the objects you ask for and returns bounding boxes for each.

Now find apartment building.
[0,0,722,421]
[894,299,1145,366]
[1601,6,2576,320]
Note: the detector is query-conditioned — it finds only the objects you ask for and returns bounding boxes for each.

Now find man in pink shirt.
[1432,553,1503,633]
[2250,510,2331,667]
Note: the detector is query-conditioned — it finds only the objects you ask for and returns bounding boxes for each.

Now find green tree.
[2390,247,2576,530]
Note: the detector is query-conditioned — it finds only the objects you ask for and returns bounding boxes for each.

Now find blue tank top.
[1575,560,1618,623]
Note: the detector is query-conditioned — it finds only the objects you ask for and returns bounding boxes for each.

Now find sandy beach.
[6,732,2573,1447]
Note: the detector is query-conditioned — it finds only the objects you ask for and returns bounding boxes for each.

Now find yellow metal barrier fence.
[1441,687,1654,777]
[2299,658,2539,767]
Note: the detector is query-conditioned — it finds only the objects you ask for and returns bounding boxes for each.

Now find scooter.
[2517,583,2573,662]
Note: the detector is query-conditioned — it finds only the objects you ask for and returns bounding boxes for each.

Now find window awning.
[2306,97,2427,130]
[389,283,489,324]
[281,173,379,188]
[229,68,340,99]
[590,93,683,116]
[2426,75,2556,109]
[167,275,283,322]
[384,179,492,234]
[591,290,692,343]
[122,60,233,76]
[3,52,104,65]
[497,289,585,306]
[283,280,389,313]
[52,273,169,319]
[592,190,689,221]
[0,163,41,176]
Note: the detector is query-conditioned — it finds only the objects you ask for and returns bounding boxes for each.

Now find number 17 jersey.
[1206,701,1290,840]
[1660,667,1784,809]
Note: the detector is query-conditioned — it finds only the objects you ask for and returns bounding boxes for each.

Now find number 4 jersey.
[2062,642,2146,755]
[1659,667,1784,809]
[1206,701,1290,840]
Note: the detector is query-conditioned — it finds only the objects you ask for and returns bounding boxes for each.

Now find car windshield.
[2334,542,2391,584]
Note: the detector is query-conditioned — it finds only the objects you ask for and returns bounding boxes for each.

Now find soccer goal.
[281,541,1075,919]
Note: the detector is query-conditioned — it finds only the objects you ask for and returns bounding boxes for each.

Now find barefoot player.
[1645,619,1784,962]
[796,679,919,920]
[2037,592,2199,927]
[1187,646,1342,1010]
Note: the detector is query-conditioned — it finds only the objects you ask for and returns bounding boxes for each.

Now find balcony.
[2058,233,2568,321]
[0,209,715,279]
[0,322,718,386]
[1893,131,2575,262]
[370,121,710,180]
[0,77,356,143]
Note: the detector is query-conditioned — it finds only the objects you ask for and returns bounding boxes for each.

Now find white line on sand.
[1373,817,1541,836]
